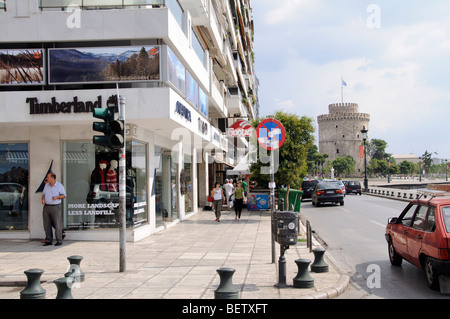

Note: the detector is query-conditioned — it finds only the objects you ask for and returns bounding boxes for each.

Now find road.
[300,194,449,299]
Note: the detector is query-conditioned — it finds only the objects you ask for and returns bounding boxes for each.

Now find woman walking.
[233,181,244,221]
[211,182,225,222]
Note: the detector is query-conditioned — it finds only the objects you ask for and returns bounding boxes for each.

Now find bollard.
[398,192,401,198]
[311,247,329,273]
[293,259,314,288]
[54,277,75,299]
[20,268,46,299]
[214,267,239,299]
[64,255,85,282]
[403,193,407,199]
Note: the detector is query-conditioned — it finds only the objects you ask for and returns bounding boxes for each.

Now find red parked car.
[385,196,450,291]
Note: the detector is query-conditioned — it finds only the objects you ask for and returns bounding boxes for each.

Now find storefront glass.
[63,140,147,230]
[184,155,192,212]
[154,147,178,227]
[0,143,29,231]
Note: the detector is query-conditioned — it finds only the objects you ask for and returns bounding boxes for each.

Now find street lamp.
[445,159,448,182]
[387,155,391,183]
[361,126,368,192]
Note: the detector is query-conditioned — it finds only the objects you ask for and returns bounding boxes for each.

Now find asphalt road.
[300,194,449,299]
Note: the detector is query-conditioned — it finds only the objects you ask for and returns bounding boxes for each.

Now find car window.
[425,206,436,232]
[399,204,418,226]
[442,206,450,233]
[412,205,428,230]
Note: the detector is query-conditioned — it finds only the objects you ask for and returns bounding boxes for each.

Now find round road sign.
[256,118,286,150]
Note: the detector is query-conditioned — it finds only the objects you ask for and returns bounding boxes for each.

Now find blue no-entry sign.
[256,118,286,150]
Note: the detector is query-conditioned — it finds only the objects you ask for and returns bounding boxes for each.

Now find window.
[442,206,450,233]
[0,143,29,231]
[412,205,427,230]
[400,204,418,226]
[425,206,436,232]
[0,1,5,11]
[63,141,148,230]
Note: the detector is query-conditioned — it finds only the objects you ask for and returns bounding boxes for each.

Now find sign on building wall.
[0,49,45,85]
[48,46,160,84]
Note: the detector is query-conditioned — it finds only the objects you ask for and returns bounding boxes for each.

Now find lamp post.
[387,155,391,183]
[361,126,368,192]
[445,159,448,182]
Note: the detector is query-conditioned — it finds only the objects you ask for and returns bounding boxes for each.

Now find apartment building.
[0,0,258,241]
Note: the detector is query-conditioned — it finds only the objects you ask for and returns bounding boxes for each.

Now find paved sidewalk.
[0,208,348,299]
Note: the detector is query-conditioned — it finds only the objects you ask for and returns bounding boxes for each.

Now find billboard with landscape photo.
[49,46,160,84]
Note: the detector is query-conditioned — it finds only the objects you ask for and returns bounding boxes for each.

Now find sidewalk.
[0,208,348,299]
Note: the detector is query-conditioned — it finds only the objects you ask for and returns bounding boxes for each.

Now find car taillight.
[317,191,324,195]
[336,190,343,194]
[439,249,450,260]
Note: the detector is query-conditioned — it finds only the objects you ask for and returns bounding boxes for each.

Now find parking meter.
[274,211,298,246]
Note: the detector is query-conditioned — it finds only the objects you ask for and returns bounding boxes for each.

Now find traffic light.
[92,106,124,150]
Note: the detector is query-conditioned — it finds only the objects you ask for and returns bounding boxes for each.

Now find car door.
[391,203,418,258]
[406,204,428,267]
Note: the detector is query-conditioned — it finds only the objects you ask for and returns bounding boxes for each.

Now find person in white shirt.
[223,179,234,210]
[41,172,66,246]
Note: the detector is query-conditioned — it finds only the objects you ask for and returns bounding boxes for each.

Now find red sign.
[359,145,364,159]
[256,118,286,150]
[227,120,253,137]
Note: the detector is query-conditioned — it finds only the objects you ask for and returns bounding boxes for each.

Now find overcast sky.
[252,0,450,160]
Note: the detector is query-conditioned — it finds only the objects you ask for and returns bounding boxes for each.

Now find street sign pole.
[118,95,126,273]
[256,118,286,264]
[270,148,275,263]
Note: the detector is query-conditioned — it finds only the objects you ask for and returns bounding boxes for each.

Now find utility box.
[274,211,298,246]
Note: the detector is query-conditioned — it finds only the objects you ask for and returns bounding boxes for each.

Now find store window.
[63,141,148,230]
[154,147,178,227]
[184,154,192,212]
[0,143,29,231]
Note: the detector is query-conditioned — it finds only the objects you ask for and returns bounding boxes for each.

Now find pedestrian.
[233,180,244,221]
[223,179,234,210]
[41,171,66,246]
[211,182,225,222]
[242,178,248,196]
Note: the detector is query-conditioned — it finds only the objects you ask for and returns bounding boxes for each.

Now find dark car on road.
[311,181,344,207]
[301,179,319,200]
[385,195,450,292]
[345,181,362,195]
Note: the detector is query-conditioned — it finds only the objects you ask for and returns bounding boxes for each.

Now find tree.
[421,150,437,174]
[332,156,355,177]
[250,112,315,205]
[367,139,389,160]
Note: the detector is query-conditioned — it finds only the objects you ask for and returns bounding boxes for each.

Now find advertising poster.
[247,194,269,210]
[0,49,45,85]
[49,46,160,84]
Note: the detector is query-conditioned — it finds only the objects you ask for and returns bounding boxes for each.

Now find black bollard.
[214,267,239,299]
[311,247,329,273]
[64,255,85,282]
[20,268,46,299]
[54,277,75,299]
[293,259,314,289]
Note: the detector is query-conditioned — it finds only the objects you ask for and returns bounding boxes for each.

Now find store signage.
[198,117,208,135]
[175,101,192,122]
[27,96,102,114]
[227,120,253,137]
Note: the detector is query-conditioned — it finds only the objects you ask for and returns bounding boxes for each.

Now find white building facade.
[0,0,257,241]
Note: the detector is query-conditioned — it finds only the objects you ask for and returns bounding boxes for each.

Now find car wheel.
[340,201,344,206]
[424,257,439,290]
[388,240,402,266]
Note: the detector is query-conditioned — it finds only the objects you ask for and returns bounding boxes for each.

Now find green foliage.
[250,112,315,189]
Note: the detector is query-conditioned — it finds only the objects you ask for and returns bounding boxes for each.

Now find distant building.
[317,103,370,175]
[391,154,420,164]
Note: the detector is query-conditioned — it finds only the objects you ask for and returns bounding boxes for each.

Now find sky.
[252,0,450,160]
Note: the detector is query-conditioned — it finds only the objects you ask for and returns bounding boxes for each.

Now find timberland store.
[0,87,212,242]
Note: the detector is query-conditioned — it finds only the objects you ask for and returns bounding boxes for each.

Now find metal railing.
[39,0,164,10]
